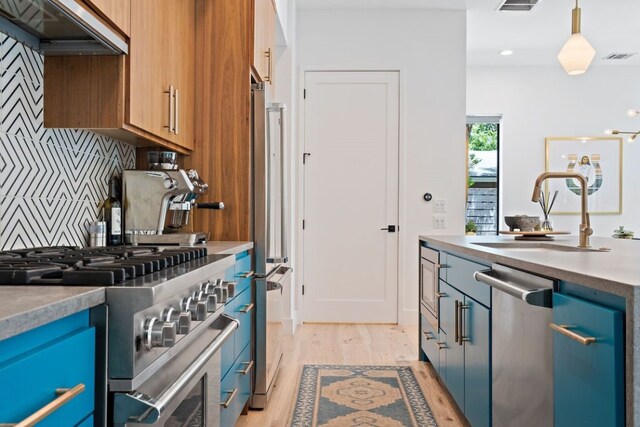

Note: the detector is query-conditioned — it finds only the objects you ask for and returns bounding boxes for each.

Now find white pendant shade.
[557,33,596,75]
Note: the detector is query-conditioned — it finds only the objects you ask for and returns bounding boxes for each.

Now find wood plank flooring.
[236,324,469,427]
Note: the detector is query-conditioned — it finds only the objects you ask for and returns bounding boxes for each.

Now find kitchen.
[0,0,638,426]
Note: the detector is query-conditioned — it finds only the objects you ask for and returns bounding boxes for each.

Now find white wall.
[468,66,640,236]
[296,9,467,324]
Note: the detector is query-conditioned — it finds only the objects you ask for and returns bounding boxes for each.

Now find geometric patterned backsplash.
[0,33,136,250]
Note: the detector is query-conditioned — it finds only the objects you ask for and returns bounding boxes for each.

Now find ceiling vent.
[496,0,540,12]
[603,53,637,60]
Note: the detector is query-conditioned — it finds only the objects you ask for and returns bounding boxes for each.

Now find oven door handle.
[113,314,239,424]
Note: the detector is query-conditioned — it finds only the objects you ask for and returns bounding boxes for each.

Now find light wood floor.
[236,324,468,427]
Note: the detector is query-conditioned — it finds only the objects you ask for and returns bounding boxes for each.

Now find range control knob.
[182,297,208,321]
[143,317,177,350]
[213,284,228,304]
[193,290,217,312]
[163,307,191,334]
[222,281,237,299]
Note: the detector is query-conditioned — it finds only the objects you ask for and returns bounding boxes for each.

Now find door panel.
[439,281,465,409]
[463,297,491,427]
[303,71,399,323]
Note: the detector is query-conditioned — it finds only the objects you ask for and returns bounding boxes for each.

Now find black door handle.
[380,225,397,232]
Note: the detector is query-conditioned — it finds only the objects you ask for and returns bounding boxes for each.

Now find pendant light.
[557,0,596,75]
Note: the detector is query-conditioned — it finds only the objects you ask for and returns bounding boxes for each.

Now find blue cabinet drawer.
[220,343,252,427]
[0,327,95,426]
[553,293,624,427]
[443,253,490,307]
[234,287,253,357]
[420,314,440,372]
[221,298,237,378]
[234,251,253,296]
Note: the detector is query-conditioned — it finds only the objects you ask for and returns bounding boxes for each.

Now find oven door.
[112,315,238,426]
[420,247,440,331]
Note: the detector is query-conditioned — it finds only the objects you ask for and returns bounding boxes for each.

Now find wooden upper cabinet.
[253,0,276,85]
[83,0,131,37]
[44,0,196,153]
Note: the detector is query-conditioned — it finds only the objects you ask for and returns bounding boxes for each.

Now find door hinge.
[303,89,306,99]
[302,285,305,295]
[302,219,306,230]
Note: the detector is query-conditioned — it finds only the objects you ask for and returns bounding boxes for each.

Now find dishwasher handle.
[473,269,552,308]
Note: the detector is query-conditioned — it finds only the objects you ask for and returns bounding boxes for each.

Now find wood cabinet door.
[253,0,268,81]
[439,281,465,410]
[553,293,624,427]
[128,0,171,140]
[164,0,195,150]
[84,0,131,36]
[463,297,491,427]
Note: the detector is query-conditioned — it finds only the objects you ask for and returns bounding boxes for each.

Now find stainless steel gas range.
[0,246,240,426]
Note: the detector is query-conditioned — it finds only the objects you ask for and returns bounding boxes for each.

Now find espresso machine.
[122,152,223,245]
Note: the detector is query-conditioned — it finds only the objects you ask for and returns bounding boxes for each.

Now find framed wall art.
[545,136,622,214]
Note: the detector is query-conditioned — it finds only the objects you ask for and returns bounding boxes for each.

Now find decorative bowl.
[504,215,540,232]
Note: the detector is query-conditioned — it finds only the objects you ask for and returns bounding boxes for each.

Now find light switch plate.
[433,199,447,213]
[433,215,447,229]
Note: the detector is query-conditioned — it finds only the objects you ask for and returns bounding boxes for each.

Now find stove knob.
[182,297,208,321]
[144,317,176,350]
[193,290,216,312]
[222,281,237,299]
[163,307,191,334]
[214,285,228,304]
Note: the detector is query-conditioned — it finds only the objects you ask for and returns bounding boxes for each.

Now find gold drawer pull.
[549,323,596,345]
[239,303,254,314]
[221,388,238,408]
[237,271,254,279]
[436,341,447,350]
[237,360,254,375]
[423,330,434,340]
[0,384,85,427]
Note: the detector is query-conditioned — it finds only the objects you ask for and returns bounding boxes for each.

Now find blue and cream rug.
[290,365,438,427]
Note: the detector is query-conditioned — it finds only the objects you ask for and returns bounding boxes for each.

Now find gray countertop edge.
[0,287,105,341]
[419,235,636,300]
[203,241,253,255]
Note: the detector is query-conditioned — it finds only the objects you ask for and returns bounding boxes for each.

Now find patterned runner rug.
[290,365,438,427]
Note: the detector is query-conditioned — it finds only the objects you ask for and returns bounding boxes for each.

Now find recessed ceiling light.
[499,50,514,56]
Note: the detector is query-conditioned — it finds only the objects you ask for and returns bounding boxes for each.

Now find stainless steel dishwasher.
[473,264,556,427]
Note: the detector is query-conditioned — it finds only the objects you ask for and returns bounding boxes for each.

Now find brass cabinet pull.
[237,360,254,375]
[239,303,254,314]
[163,85,175,132]
[237,271,254,279]
[220,388,238,408]
[549,323,596,345]
[454,300,460,344]
[174,88,179,135]
[436,341,447,350]
[436,292,447,298]
[265,48,272,83]
[459,304,471,343]
[0,384,85,427]
[423,330,434,340]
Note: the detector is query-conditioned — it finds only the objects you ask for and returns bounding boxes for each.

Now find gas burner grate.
[0,246,208,285]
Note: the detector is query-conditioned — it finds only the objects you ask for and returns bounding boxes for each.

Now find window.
[466,117,501,236]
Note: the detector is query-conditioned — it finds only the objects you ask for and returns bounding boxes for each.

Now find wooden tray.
[499,230,570,241]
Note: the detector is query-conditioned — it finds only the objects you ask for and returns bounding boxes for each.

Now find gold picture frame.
[545,136,623,215]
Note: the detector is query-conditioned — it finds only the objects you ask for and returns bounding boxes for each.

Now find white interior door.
[302,71,399,323]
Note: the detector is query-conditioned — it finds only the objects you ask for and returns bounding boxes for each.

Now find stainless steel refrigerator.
[251,82,291,409]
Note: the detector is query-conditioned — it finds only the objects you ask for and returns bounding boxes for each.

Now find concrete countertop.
[0,286,105,341]
[419,235,639,299]
[0,241,253,342]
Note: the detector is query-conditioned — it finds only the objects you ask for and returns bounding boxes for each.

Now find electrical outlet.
[433,215,447,229]
[434,199,447,213]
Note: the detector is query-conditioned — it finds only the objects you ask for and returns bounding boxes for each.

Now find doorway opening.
[466,116,501,236]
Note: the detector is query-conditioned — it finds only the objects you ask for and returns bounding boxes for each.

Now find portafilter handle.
[197,202,225,210]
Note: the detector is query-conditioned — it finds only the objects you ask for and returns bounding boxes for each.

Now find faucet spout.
[531,172,592,248]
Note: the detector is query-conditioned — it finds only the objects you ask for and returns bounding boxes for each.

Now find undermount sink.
[471,242,611,253]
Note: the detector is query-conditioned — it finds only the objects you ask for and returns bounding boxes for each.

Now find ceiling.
[297,0,640,67]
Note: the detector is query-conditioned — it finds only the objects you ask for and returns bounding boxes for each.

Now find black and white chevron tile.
[0,33,136,250]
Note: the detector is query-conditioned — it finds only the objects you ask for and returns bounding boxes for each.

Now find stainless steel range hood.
[0,0,128,55]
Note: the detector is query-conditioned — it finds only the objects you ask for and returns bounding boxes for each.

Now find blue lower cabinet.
[439,282,465,409]
[220,344,252,427]
[553,293,624,427]
[463,297,490,427]
[234,288,253,357]
[0,325,95,426]
[221,297,237,378]
[420,315,439,372]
